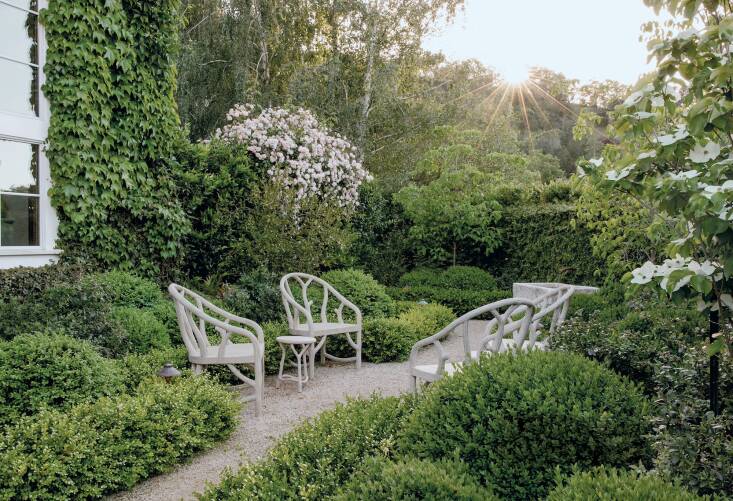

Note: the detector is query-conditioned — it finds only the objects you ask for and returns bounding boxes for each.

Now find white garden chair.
[168,283,265,416]
[408,297,536,391]
[280,273,362,371]
[477,285,575,356]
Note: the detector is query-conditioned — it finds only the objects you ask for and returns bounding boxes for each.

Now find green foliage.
[237,181,353,274]
[0,376,239,500]
[199,395,415,501]
[547,467,706,501]
[349,183,412,285]
[321,268,395,318]
[110,307,171,354]
[395,168,502,266]
[173,140,259,279]
[43,0,189,276]
[399,266,498,290]
[398,351,651,499]
[0,262,86,302]
[333,458,498,501]
[388,286,510,315]
[89,270,165,309]
[0,333,123,426]
[555,289,705,394]
[652,349,733,497]
[489,203,602,288]
[116,346,190,390]
[221,268,284,324]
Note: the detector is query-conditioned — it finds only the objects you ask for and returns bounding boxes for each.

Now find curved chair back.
[409,297,536,371]
[280,272,360,329]
[168,283,264,360]
[524,285,574,349]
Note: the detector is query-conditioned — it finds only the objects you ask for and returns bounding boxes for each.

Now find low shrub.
[0,333,123,426]
[0,376,239,500]
[321,268,395,318]
[116,346,190,390]
[89,270,164,309]
[110,307,171,354]
[398,351,651,499]
[199,395,415,500]
[333,458,498,501]
[398,266,497,291]
[329,303,454,363]
[0,262,86,302]
[547,467,705,501]
[221,268,284,323]
[652,348,733,497]
[388,285,509,315]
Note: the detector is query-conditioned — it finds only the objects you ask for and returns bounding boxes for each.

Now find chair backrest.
[410,297,537,364]
[524,285,575,349]
[168,283,263,360]
[279,272,358,328]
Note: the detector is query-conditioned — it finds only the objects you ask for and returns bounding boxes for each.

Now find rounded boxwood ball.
[333,458,498,501]
[398,351,651,499]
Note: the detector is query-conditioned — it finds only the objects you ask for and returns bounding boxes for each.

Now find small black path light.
[158,362,181,383]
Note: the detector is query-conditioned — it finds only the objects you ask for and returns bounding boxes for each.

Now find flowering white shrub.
[214,104,371,207]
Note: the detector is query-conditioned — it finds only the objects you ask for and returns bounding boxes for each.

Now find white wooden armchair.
[168,283,265,416]
[280,273,362,372]
[408,297,536,391]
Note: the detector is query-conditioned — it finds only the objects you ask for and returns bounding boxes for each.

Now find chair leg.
[356,329,362,370]
[309,343,315,379]
[255,358,263,417]
[276,343,286,389]
[320,338,326,365]
[409,375,417,394]
[296,349,303,393]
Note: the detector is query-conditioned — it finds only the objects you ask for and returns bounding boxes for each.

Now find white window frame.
[0,0,59,268]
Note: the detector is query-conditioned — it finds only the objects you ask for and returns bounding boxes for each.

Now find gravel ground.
[109,321,487,501]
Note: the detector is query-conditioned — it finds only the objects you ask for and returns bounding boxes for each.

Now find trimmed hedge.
[221,268,284,324]
[398,351,651,499]
[0,333,124,426]
[398,266,497,291]
[198,395,415,500]
[0,376,239,500]
[388,286,509,315]
[110,306,171,354]
[333,458,498,501]
[547,467,706,501]
[488,203,603,288]
[321,268,395,318]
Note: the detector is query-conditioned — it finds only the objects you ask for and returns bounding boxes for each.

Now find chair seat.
[277,335,317,345]
[412,362,463,382]
[189,342,263,365]
[290,322,359,336]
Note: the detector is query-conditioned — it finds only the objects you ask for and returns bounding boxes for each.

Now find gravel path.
[109,322,486,501]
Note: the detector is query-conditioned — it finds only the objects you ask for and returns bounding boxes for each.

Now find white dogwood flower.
[688,141,721,163]
[631,261,658,284]
[606,164,635,181]
[668,170,700,181]
[656,125,689,146]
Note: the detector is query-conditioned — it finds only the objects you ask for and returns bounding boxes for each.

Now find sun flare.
[501,65,530,86]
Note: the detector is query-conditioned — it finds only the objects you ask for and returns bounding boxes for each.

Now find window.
[0,0,57,265]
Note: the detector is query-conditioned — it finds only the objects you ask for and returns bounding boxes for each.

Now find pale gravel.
[108,321,487,501]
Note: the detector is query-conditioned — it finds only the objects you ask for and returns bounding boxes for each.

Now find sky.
[423,0,663,85]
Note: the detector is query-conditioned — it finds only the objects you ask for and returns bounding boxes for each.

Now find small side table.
[276,335,317,393]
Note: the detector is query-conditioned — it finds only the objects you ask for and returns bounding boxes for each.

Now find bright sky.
[423,0,662,85]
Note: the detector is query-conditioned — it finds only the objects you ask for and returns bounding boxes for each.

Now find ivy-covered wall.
[488,204,604,288]
[42,0,188,276]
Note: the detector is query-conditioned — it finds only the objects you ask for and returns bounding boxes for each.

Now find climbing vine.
[42,0,188,276]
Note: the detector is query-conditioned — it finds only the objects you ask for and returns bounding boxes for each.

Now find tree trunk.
[710,308,720,415]
[251,0,270,91]
[357,0,378,148]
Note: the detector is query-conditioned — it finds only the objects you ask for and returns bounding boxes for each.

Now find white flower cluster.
[215,104,371,207]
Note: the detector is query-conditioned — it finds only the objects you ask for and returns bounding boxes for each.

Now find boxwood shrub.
[547,467,705,501]
[388,285,509,315]
[110,306,171,354]
[398,266,497,290]
[198,395,415,500]
[398,351,651,499]
[321,268,395,318]
[0,376,239,500]
[333,458,498,501]
[0,333,124,426]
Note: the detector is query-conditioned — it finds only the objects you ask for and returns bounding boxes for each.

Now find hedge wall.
[43,0,188,276]
[488,204,603,288]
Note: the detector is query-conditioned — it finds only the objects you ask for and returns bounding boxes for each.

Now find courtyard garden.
[1,0,733,499]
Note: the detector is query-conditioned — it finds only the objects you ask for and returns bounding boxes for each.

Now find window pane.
[0,57,37,116]
[1,194,38,246]
[0,140,37,193]
[0,5,37,65]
